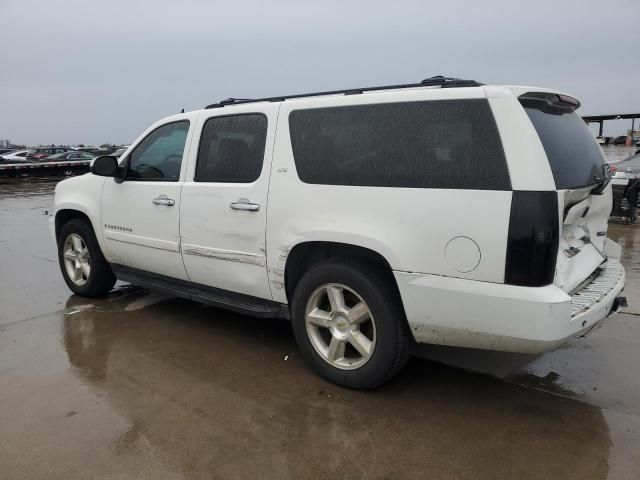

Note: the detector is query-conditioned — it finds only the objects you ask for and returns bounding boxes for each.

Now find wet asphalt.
[0,175,639,480]
[601,145,639,165]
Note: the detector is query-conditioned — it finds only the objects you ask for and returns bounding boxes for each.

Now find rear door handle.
[152,195,175,206]
[230,198,260,212]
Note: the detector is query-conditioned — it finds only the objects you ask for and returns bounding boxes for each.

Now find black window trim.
[193,112,269,184]
[122,119,191,183]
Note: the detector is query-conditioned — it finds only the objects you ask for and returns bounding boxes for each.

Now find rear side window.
[521,100,605,190]
[195,114,267,183]
[288,99,510,190]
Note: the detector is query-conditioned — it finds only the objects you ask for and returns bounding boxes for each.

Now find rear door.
[520,94,610,292]
[179,105,278,300]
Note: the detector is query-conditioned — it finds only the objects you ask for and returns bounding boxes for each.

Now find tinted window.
[195,114,267,183]
[288,99,510,190]
[128,121,189,181]
[522,101,605,189]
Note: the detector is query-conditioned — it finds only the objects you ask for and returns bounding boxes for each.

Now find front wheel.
[58,218,116,297]
[291,259,410,389]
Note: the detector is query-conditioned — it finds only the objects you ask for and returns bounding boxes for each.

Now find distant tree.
[77,144,85,148]
[100,143,113,148]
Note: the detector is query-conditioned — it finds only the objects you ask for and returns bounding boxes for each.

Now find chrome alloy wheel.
[63,233,91,286]
[305,283,377,370]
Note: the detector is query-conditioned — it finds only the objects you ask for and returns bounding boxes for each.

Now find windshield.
[521,99,605,190]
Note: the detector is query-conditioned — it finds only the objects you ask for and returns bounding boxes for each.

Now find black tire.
[291,259,410,389]
[57,218,116,297]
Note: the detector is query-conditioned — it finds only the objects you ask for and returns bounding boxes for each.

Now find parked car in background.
[94,150,116,156]
[612,135,628,145]
[28,147,71,161]
[46,152,96,162]
[110,148,127,158]
[0,149,34,163]
[52,77,626,389]
[610,152,640,222]
[78,148,115,156]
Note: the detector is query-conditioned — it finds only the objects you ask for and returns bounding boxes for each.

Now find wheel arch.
[55,208,96,243]
[283,241,401,304]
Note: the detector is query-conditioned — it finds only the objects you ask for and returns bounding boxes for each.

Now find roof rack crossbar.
[204,76,483,109]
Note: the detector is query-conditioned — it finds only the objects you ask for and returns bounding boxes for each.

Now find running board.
[111,264,289,319]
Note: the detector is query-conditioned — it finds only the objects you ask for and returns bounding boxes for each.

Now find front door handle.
[230,198,260,212]
[152,195,175,206]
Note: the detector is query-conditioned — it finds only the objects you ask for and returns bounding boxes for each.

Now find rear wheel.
[291,259,410,389]
[58,218,116,297]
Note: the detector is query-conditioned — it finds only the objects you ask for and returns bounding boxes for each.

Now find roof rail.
[204,75,483,109]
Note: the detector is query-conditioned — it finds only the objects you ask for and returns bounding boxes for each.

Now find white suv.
[52,76,627,388]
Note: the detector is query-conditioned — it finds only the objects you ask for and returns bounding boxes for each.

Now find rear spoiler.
[519,91,581,111]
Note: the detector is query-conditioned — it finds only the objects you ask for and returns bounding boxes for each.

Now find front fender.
[54,175,107,254]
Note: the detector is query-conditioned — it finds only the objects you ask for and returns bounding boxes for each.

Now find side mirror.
[91,156,118,177]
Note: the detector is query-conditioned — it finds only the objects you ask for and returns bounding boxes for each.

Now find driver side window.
[127,121,190,181]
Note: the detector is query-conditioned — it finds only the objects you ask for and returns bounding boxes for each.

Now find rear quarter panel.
[484,86,556,191]
[266,88,513,304]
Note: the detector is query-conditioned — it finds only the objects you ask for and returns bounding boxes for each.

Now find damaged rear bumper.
[394,258,626,354]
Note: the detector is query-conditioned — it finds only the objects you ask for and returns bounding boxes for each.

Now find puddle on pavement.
[0,177,61,199]
[608,223,640,314]
[0,294,616,480]
[601,145,639,165]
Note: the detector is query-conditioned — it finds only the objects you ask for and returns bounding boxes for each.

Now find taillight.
[556,94,580,110]
[504,191,559,287]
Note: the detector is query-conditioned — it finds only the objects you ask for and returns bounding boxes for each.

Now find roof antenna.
[180,108,184,113]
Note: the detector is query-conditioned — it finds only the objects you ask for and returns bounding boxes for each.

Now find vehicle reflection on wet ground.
[0,178,638,479]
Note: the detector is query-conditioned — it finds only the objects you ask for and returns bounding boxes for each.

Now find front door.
[179,106,278,299]
[101,119,193,280]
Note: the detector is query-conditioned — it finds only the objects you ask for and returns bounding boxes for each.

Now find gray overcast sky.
[1,0,639,145]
